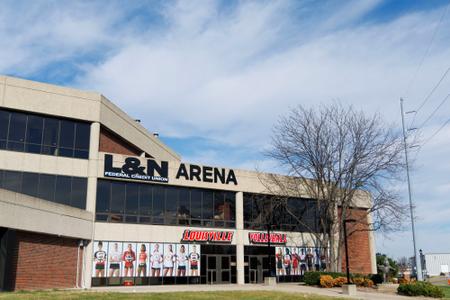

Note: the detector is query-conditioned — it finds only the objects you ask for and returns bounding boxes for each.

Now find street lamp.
[343,218,357,284]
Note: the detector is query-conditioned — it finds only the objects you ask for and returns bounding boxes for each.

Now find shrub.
[320,275,334,288]
[353,277,364,286]
[397,282,444,298]
[303,272,347,286]
[398,278,408,284]
[370,274,383,284]
[332,277,348,287]
[363,279,374,287]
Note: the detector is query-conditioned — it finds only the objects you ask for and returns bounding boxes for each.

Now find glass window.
[42,118,59,155]
[22,172,39,198]
[0,109,90,159]
[125,183,139,215]
[0,110,10,148]
[38,174,56,202]
[25,115,43,153]
[225,192,235,221]
[178,189,190,224]
[152,185,165,223]
[139,185,152,216]
[55,175,72,205]
[190,189,202,220]
[96,180,111,213]
[0,170,3,188]
[111,181,125,214]
[202,191,213,225]
[71,177,87,209]
[214,191,224,221]
[165,187,178,224]
[7,112,26,151]
[59,120,75,157]
[3,170,22,193]
[75,123,90,150]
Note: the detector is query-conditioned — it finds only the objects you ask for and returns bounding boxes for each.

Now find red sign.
[181,230,234,243]
[248,232,287,244]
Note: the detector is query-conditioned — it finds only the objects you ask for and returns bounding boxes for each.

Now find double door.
[245,255,270,284]
[206,255,233,284]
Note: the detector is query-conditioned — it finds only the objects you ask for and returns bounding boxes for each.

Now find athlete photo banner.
[107,241,123,278]
[275,246,329,276]
[94,240,202,279]
[93,241,108,278]
[122,242,137,277]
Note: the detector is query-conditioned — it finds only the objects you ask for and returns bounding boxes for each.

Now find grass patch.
[441,286,450,299]
[0,291,344,300]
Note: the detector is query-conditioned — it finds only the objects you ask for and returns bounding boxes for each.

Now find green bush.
[304,272,347,285]
[370,273,383,284]
[397,282,444,298]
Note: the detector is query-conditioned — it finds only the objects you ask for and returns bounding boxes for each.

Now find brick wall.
[340,208,373,274]
[7,231,82,290]
[99,127,142,156]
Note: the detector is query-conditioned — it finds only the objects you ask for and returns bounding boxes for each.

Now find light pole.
[343,218,357,284]
[400,98,422,281]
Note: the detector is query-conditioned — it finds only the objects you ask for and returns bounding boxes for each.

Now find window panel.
[190,189,202,219]
[71,177,87,209]
[55,176,72,205]
[152,185,165,222]
[214,191,224,221]
[0,110,10,145]
[125,183,139,215]
[139,184,152,216]
[75,122,90,150]
[225,192,236,221]
[38,174,56,202]
[59,120,75,148]
[111,181,125,214]
[43,118,59,147]
[26,115,44,144]
[178,189,190,224]
[96,180,111,213]
[202,191,213,225]
[8,112,27,142]
[3,170,22,193]
[22,172,39,198]
[165,186,178,224]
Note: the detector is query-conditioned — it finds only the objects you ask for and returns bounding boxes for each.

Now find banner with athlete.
[107,242,122,277]
[175,244,189,277]
[93,241,108,278]
[188,244,201,277]
[149,243,164,277]
[122,242,137,277]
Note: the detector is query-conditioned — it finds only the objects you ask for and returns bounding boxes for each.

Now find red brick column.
[340,208,373,274]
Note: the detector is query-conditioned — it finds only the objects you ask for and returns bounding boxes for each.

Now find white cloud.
[1,0,450,258]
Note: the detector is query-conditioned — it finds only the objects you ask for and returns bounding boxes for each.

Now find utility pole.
[400,98,422,281]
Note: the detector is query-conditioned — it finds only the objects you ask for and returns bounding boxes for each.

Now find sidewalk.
[90,283,431,300]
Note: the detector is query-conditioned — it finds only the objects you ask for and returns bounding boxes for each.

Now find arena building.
[0,75,376,290]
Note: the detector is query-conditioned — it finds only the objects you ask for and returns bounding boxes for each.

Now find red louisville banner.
[248,232,287,244]
[181,230,234,243]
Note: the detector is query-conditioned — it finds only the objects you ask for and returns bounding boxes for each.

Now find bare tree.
[262,103,408,272]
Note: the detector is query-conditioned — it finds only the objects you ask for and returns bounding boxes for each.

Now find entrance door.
[246,255,270,283]
[206,255,232,284]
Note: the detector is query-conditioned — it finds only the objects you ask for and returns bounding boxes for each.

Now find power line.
[403,1,450,100]
[422,116,450,147]
[409,66,450,127]
[417,93,450,129]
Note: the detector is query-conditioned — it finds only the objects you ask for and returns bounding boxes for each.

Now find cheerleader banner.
[92,240,201,278]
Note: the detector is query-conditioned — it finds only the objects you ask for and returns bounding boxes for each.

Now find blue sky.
[1,0,450,259]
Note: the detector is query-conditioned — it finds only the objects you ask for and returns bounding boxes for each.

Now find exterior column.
[83,121,100,288]
[367,210,377,274]
[236,191,245,285]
